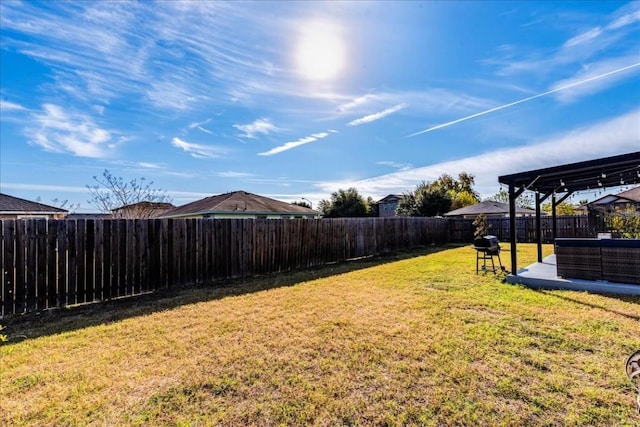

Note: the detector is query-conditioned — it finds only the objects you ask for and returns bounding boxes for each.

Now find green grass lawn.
[2,244,639,426]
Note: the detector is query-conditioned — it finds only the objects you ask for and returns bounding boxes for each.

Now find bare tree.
[87,169,172,218]
[36,196,81,213]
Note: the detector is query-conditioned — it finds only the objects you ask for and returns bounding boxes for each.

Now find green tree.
[605,207,640,238]
[397,172,480,217]
[541,202,576,215]
[431,172,480,201]
[396,181,452,217]
[451,190,479,211]
[319,188,372,218]
[487,188,534,209]
[35,196,80,213]
[291,201,311,209]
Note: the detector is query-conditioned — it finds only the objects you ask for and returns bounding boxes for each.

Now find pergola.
[498,151,640,275]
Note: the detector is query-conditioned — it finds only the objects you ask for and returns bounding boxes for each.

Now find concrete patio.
[506,254,640,296]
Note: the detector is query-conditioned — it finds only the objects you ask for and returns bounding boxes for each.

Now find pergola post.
[536,190,554,263]
[509,183,517,275]
[552,194,557,240]
[535,191,542,262]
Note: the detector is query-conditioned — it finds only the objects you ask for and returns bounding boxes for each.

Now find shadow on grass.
[2,244,464,342]
[539,291,640,321]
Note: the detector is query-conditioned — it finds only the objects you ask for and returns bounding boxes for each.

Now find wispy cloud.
[1,182,91,193]
[409,62,640,137]
[348,104,406,126]
[215,171,256,178]
[112,160,165,169]
[0,1,303,112]
[377,161,413,171]
[563,27,602,48]
[551,55,640,103]
[136,162,163,169]
[320,109,640,199]
[0,100,27,111]
[606,4,640,30]
[27,104,115,158]
[171,137,225,159]
[188,119,213,135]
[258,131,332,156]
[337,94,379,112]
[488,3,640,77]
[196,126,213,135]
[233,118,280,139]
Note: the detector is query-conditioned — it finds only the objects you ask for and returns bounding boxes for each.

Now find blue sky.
[1,1,639,212]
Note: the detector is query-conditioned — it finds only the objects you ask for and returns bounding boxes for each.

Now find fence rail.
[1,217,449,316]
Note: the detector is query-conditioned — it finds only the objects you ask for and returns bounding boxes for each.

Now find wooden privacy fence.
[0,217,449,316]
[449,215,591,243]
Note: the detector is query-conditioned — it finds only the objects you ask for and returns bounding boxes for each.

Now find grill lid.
[473,235,500,249]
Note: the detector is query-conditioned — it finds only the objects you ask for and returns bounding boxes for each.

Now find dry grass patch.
[1,244,639,426]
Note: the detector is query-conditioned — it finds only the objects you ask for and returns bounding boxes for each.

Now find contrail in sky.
[407,62,640,137]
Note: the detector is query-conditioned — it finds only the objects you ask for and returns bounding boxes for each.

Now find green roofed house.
[161,190,320,219]
[0,193,68,219]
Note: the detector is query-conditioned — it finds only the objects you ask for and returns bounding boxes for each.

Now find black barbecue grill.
[473,235,503,274]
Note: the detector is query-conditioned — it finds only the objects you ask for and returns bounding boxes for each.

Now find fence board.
[67,220,77,306]
[46,220,58,308]
[102,220,112,300]
[125,220,134,296]
[2,220,16,316]
[165,219,173,288]
[35,220,47,310]
[14,220,26,313]
[24,220,38,312]
[75,220,86,305]
[56,220,67,308]
[94,220,104,301]
[85,220,95,303]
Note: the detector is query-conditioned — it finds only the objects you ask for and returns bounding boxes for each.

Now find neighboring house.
[374,194,403,218]
[444,200,537,218]
[111,201,175,219]
[587,186,640,233]
[587,186,640,214]
[161,191,320,219]
[0,193,68,219]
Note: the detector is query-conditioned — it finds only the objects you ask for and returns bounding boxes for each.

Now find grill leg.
[475,249,503,274]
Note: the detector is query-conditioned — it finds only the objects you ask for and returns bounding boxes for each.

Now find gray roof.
[162,191,319,218]
[588,185,640,205]
[112,201,175,212]
[444,200,536,217]
[610,185,640,202]
[376,194,403,204]
[0,193,68,214]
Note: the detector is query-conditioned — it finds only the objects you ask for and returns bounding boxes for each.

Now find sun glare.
[295,22,346,81]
